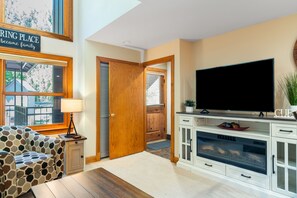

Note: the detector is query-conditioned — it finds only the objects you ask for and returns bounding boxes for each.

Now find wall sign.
[0,28,40,52]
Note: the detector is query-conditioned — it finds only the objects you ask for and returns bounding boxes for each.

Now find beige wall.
[193,13,297,110]
[144,39,180,157]
[144,13,297,159]
[82,40,141,157]
[144,39,196,157]
[180,40,196,102]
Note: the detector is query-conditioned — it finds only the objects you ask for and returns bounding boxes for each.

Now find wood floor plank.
[83,169,125,197]
[99,168,151,197]
[93,168,146,198]
[31,184,55,198]
[46,180,74,198]
[72,172,112,198]
[60,176,93,198]
[85,168,152,198]
[32,168,152,198]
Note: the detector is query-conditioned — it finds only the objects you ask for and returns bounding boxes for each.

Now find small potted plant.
[280,73,297,118]
[185,99,195,113]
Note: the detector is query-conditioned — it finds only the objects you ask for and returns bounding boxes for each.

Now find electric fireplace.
[197,131,267,174]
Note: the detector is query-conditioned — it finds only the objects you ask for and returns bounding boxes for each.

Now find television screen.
[196,59,274,112]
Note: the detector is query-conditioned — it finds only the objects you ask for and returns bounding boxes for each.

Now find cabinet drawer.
[272,123,297,139]
[179,116,193,126]
[226,166,269,189]
[67,140,84,146]
[196,157,225,175]
[146,131,162,142]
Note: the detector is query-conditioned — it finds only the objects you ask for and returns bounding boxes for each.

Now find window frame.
[146,67,167,106]
[0,47,73,134]
[0,0,73,41]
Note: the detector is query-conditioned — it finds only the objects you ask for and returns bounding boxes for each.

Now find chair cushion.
[0,126,28,155]
[14,151,54,178]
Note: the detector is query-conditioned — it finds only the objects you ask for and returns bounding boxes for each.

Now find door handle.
[279,129,293,133]
[204,163,212,167]
[241,174,251,179]
[109,113,116,117]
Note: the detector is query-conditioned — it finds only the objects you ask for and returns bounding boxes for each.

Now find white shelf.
[178,113,297,197]
[195,125,270,139]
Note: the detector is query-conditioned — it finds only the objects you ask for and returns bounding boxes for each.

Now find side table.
[59,134,87,175]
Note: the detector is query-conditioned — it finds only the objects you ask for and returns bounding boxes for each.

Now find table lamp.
[61,98,83,138]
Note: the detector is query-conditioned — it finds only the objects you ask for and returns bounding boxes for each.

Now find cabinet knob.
[75,141,78,144]
[81,155,84,158]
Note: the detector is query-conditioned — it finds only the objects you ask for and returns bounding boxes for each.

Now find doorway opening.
[143,56,175,162]
[93,56,174,164]
[96,57,145,161]
[99,62,109,159]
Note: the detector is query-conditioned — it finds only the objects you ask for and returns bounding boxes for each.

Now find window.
[146,73,165,105]
[0,50,73,133]
[0,0,72,41]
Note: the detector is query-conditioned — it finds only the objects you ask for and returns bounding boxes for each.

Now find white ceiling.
[88,0,297,50]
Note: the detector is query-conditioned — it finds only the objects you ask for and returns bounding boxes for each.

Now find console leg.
[200,109,209,114]
[259,112,264,117]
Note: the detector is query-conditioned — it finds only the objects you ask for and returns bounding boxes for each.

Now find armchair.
[0,126,65,197]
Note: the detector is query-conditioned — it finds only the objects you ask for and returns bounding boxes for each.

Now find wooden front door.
[109,61,144,159]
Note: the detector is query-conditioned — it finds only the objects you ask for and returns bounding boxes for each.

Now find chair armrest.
[0,150,17,197]
[26,131,65,154]
[26,131,65,177]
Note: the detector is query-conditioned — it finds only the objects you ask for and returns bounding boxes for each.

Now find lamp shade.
[61,98,83,113]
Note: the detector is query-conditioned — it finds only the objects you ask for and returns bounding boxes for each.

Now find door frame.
[146,67,167,140]
[143,55,177,163]
[86,55,176,164]
[87,56,143,163]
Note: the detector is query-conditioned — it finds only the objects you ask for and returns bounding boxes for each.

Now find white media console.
[177,112,297,197]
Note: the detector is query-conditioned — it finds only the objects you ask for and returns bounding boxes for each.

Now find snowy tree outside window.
[5,60,64,126]
[146,74,161,105]
[4,0,64,34]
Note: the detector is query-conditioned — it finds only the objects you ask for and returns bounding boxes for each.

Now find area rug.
[147,140,170,150]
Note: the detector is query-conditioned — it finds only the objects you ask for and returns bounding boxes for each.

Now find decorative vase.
[186,106,194,113]
[291,105,297,120]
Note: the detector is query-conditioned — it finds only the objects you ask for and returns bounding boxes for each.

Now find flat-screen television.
[196,59,274,113]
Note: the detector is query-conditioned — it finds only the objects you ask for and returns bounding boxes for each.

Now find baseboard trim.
[172,156,179,163]
[86,153,100,164]
[166,134,171,140]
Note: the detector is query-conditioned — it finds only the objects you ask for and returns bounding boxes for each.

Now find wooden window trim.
[0,0,73,42]
[0,48,73,134]
[146,67,167,105]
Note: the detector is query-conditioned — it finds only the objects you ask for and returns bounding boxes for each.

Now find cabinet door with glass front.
[179,126,193,164]
[272,137,297,197]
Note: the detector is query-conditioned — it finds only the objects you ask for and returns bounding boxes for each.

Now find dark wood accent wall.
[146,105,166,142]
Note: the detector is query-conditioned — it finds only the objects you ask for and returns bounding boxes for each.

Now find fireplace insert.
[197,131,267,174]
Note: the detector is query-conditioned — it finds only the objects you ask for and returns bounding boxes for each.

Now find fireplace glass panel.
[187,145,191,160]
[277,166,285,190]
[288,169,297,193]
[182,128,185,143]
[187,129,191,144]
[288,143,296,167]
[197,131,267,174]
[182,145,185,159]
[277,142,285,165]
